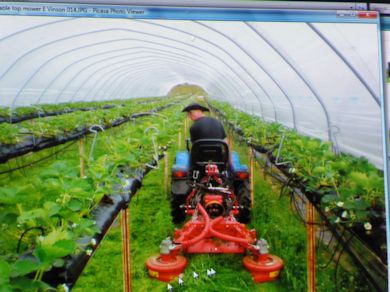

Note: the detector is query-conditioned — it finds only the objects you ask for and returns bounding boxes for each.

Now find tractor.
[146,139,283,283]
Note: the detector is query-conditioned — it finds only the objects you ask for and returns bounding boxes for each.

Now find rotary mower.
[146,139,283,283]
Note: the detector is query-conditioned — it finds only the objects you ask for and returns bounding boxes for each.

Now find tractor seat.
[189,139,229,179]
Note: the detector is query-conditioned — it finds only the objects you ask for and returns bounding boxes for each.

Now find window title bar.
[0,0,369,10]
[0,2,379,24]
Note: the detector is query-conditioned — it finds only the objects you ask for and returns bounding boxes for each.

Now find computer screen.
[0,3,385,164]
[0,1,387,291]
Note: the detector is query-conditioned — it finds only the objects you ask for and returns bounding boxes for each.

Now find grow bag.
[0,104,116,124]
[40,154,164,288]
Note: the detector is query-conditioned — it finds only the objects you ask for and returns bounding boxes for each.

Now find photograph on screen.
[0,4,387,291]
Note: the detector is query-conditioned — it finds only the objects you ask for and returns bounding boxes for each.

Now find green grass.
[72,223,123,291]
[74,153,286,291]
[74,135,370,291]
[74,136,289,291]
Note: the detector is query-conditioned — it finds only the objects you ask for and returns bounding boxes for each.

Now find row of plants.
[206,99,386,259]
[0,96,184,164]
[0,102,185,291]
[0,95,182,146]
[0,96,174,123]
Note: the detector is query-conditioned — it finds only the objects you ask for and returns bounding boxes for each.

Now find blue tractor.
[170,139,251,224]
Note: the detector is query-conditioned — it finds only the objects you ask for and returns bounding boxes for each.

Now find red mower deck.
[146,203,283,283]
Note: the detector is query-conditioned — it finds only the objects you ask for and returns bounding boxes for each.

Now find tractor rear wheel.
[170,193,186,224]
[170,179,190,224]
[236,180,251,223]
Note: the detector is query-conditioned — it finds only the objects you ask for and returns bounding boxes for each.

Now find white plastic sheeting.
[0,16,384,168]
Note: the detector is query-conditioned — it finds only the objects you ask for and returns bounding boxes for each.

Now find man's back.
[190,116,226,142]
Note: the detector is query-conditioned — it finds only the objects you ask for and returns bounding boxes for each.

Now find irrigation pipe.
[88,124,105,161]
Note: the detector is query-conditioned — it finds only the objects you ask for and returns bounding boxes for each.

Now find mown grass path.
[73,124,366,292]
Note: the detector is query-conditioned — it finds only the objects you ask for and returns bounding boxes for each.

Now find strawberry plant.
[0,100,185,289]
[206,99,385,229]
[0,95,181,146]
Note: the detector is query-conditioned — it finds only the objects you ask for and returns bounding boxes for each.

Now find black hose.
[319,230,345,269]
[16,226,45,254]
[279,176,293,198]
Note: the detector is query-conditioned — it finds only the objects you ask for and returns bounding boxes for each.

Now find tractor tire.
[236,180,251,223]
[170,179,190,224]
[170,193,186,224]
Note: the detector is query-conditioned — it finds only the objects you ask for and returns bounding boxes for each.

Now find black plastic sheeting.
[0,102,177,164]
[41,154,164,289]
[0,105,116,124]
[208,102,388,292]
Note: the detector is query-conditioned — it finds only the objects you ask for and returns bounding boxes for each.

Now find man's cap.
[182,103,210,112]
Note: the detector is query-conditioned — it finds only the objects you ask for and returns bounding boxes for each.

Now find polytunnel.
[0,15,384,167]
[0,3,388,292]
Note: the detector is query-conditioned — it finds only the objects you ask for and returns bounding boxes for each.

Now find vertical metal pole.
[249,147,254,209]
[121,208,132,292]
[178,131,182,150]
[79,138,85,178]
[164,152,169,194]
[228,128,233,151]
[307,201,316,292]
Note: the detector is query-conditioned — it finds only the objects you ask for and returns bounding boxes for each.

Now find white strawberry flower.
[364,222,372,231]
[336,201,344,207]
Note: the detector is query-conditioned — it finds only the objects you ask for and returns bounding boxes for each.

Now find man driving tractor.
[182,103,227,143]
[146,104,283,283]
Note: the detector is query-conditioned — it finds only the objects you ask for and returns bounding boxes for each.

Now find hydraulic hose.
[180,203,211,248]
